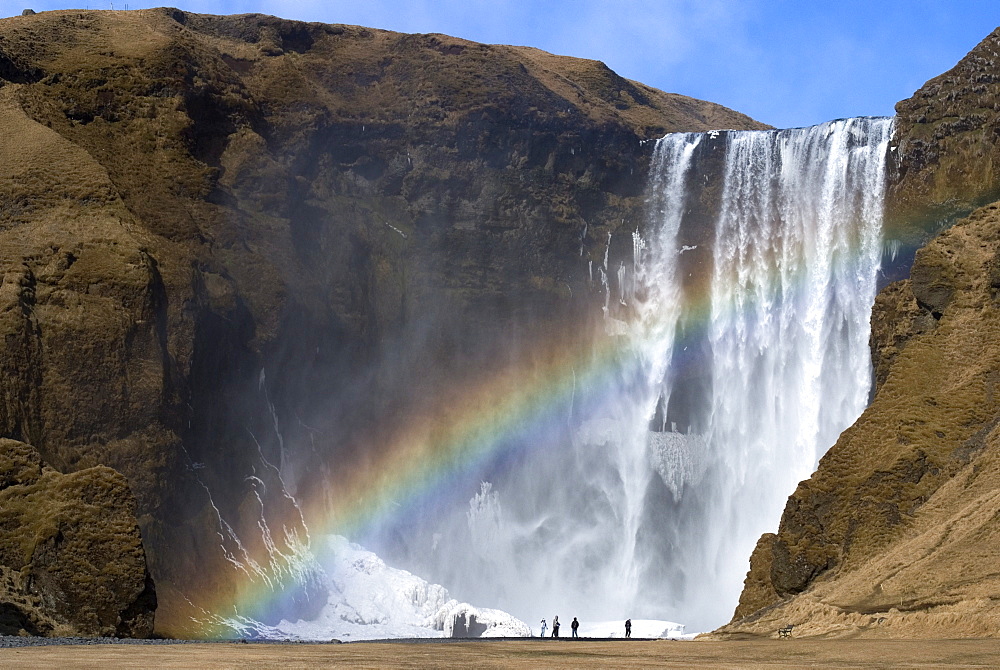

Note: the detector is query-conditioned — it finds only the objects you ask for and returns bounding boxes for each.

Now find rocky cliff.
[722,26,1000,639]
[0,8,766,636]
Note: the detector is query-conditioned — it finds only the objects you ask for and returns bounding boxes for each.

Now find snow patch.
[576,619,696,640]
[433,601,532,638]
[226,535,530,641]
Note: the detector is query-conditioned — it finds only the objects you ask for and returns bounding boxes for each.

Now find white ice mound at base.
[248,535,529,640]
[433,600,532,638]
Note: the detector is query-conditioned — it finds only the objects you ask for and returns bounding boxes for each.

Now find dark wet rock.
[449,612,488,638]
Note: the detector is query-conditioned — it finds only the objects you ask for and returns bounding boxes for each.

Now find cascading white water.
[650,118,894,626]
[360,117,893,634]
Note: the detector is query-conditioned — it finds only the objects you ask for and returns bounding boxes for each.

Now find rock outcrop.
[0,9,766,636]
[0,439,154,636]
[887,26,1000,244]
[724,25,1000,639]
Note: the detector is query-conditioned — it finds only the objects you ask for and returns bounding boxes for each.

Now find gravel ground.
[0,634,654,647]
[0,636,340,647]
[3,638,1000,669]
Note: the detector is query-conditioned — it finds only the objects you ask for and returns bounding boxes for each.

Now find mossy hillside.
[869,281,936,392]
[0,89,186,500]
[0,11,341,635]
[3,8,766,354]
[887,25,1000,246]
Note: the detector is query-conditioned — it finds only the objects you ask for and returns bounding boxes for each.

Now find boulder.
[0,439,155,636]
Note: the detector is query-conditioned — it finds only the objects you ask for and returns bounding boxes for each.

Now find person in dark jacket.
[625,618,632,638]
[571,617,579,638]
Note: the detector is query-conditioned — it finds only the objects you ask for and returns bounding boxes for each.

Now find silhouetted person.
[551,615,560,637]
[540,618,547,637]
[571,617,579,638]
[625,619,632,638]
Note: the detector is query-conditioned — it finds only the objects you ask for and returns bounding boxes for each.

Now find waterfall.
[629,117,894,627]
[363,117,893,634]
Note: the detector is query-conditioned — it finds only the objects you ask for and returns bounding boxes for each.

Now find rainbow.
[191,120,913,636]
[192,234,913,636]
[191,314,633,635]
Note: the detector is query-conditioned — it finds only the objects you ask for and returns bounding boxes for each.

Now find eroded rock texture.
[888,26,1000,240]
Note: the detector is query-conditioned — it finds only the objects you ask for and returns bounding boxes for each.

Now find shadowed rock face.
[0,9,766,636]
[0,439,155,637]
[724,27,1000,638]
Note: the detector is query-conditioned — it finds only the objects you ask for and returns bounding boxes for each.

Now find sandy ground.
[1,639,1000,669]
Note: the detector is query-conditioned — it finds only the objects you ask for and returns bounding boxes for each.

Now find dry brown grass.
[3,639,1000,669]
[505,46,771,134]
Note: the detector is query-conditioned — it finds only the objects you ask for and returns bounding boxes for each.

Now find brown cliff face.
[0,439,154,636]
[0,9,766,636]
[724,27,1000,636]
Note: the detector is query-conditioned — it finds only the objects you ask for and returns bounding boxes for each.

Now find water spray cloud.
[195,116,895,636]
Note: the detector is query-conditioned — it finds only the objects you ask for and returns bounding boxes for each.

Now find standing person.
[625,618,632,638]
[551,616,560,637]
[571,617,579,638]
[540,618,547,637]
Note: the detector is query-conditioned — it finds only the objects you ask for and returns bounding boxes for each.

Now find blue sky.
[6,0,1000,128]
